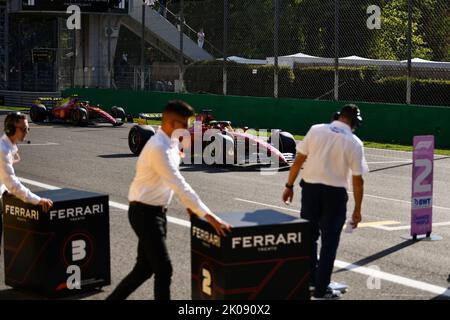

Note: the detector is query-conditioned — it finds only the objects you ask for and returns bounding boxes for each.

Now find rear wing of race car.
[136,113,163,125]
[34,95,85,109]
[33,96,80,108]
[33,97,63,106]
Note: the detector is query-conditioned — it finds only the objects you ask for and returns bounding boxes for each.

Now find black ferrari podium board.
[191,209,310,300]
[2,188,110,297]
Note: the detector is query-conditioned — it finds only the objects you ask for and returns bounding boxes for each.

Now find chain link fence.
[5,1,447,106]
[176,0,449,106]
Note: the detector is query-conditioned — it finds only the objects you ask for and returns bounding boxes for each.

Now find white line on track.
[235,198,299,213]
[367,160,411,164]
[236,191,450,214]
[19,177,60,190]
[334,260,450,298]
[108,200,191,227]
[381,221,450,231]
[235,196,450,231]
[347,191,450,212]
[18,176,450,298]
[18,142,59,146]
[364,147,412,154]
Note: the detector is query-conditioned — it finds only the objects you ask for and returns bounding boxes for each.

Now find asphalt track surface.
[0,115,449,300]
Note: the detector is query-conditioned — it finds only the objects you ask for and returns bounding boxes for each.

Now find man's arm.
[351,175,364,228]
[150,146,231,235]
[0,152,53,212]
[0,152,40,205]
[282,153,307,204]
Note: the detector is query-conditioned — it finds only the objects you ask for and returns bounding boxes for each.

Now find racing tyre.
[71,107,89,126]
[128,125,155,155]
[269,130,296,154]
[30,104,47,123]
[204,133,235,165]
[111,106,126,121]
[221,134,236,165]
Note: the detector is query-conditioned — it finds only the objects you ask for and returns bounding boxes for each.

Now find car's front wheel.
[128,125,156,155]
[30,104,48,123]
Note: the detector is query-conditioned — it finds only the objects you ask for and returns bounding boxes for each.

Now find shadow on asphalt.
[98,154,136,159]
[433,276,450,300]
[179,163,290,173]
[369,156,450,173]
[334,240,418,274]
[431,288,450,300]
[0,288,103,300]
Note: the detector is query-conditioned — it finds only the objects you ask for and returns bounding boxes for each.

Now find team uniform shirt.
[296,121,369,189]
[128,129,212,218]
[0,134,41,204]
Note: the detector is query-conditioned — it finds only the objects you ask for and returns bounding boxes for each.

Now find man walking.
[107,100,231,300]
[282,104,368,299]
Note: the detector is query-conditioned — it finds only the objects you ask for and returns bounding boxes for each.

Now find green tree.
[369,0,433,60]
[178,0,447,62]
[417,0,450,61]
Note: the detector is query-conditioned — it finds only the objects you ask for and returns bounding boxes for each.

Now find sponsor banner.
[22,0,129,14]
[411,135,434,236]
[191,210,311,300]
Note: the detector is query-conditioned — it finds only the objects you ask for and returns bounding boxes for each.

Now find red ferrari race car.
[128,110,297,167]
[29,96,126,126]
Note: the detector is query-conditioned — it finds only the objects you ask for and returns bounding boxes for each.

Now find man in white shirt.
[0,112,53,253]
[282,104,368,299]
[108,100,231,300]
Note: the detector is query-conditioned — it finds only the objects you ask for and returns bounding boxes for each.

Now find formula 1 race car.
[30,96,126,126]
[128,110,297,167]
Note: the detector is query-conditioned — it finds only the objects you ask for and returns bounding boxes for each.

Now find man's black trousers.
[107,202,172,300]
[300,180,348,296]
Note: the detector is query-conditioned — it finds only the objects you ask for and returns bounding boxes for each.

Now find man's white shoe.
[311,288,342,300]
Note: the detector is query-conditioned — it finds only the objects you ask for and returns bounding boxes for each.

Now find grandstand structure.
[0,0,214,105]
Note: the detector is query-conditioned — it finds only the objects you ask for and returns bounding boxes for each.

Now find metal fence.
[170,0,449,106]
[36,1,450,106]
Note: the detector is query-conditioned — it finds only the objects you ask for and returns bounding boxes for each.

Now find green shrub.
[371,77,450,106]
[291,66,378,100]
[184,60,294,97]
[184,61,450,106]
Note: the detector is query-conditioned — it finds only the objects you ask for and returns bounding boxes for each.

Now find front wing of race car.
[88,108,124,126]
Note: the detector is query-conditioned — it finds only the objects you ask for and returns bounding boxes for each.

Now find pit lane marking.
[235,197,299,213]
[347,191,450,212]
[234,197,450,231]
[234,198,400,229]
[355,220,400,228]
[108,200,190,227]
[17,176,450,298]
[22,176,442,232]
[17,178,190,227]
[366,160,410,164]
[379,221,450,231]
[334,260,450,298]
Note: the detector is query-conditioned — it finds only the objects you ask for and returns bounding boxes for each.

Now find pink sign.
[411,135,434,237]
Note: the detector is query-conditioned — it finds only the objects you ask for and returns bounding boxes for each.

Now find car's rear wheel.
[128,125,155,155]
[269,130,296,154]
[204,133,235,165]
[71,107,89,126]
[111,106,126,121]
[30,104,47,123]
